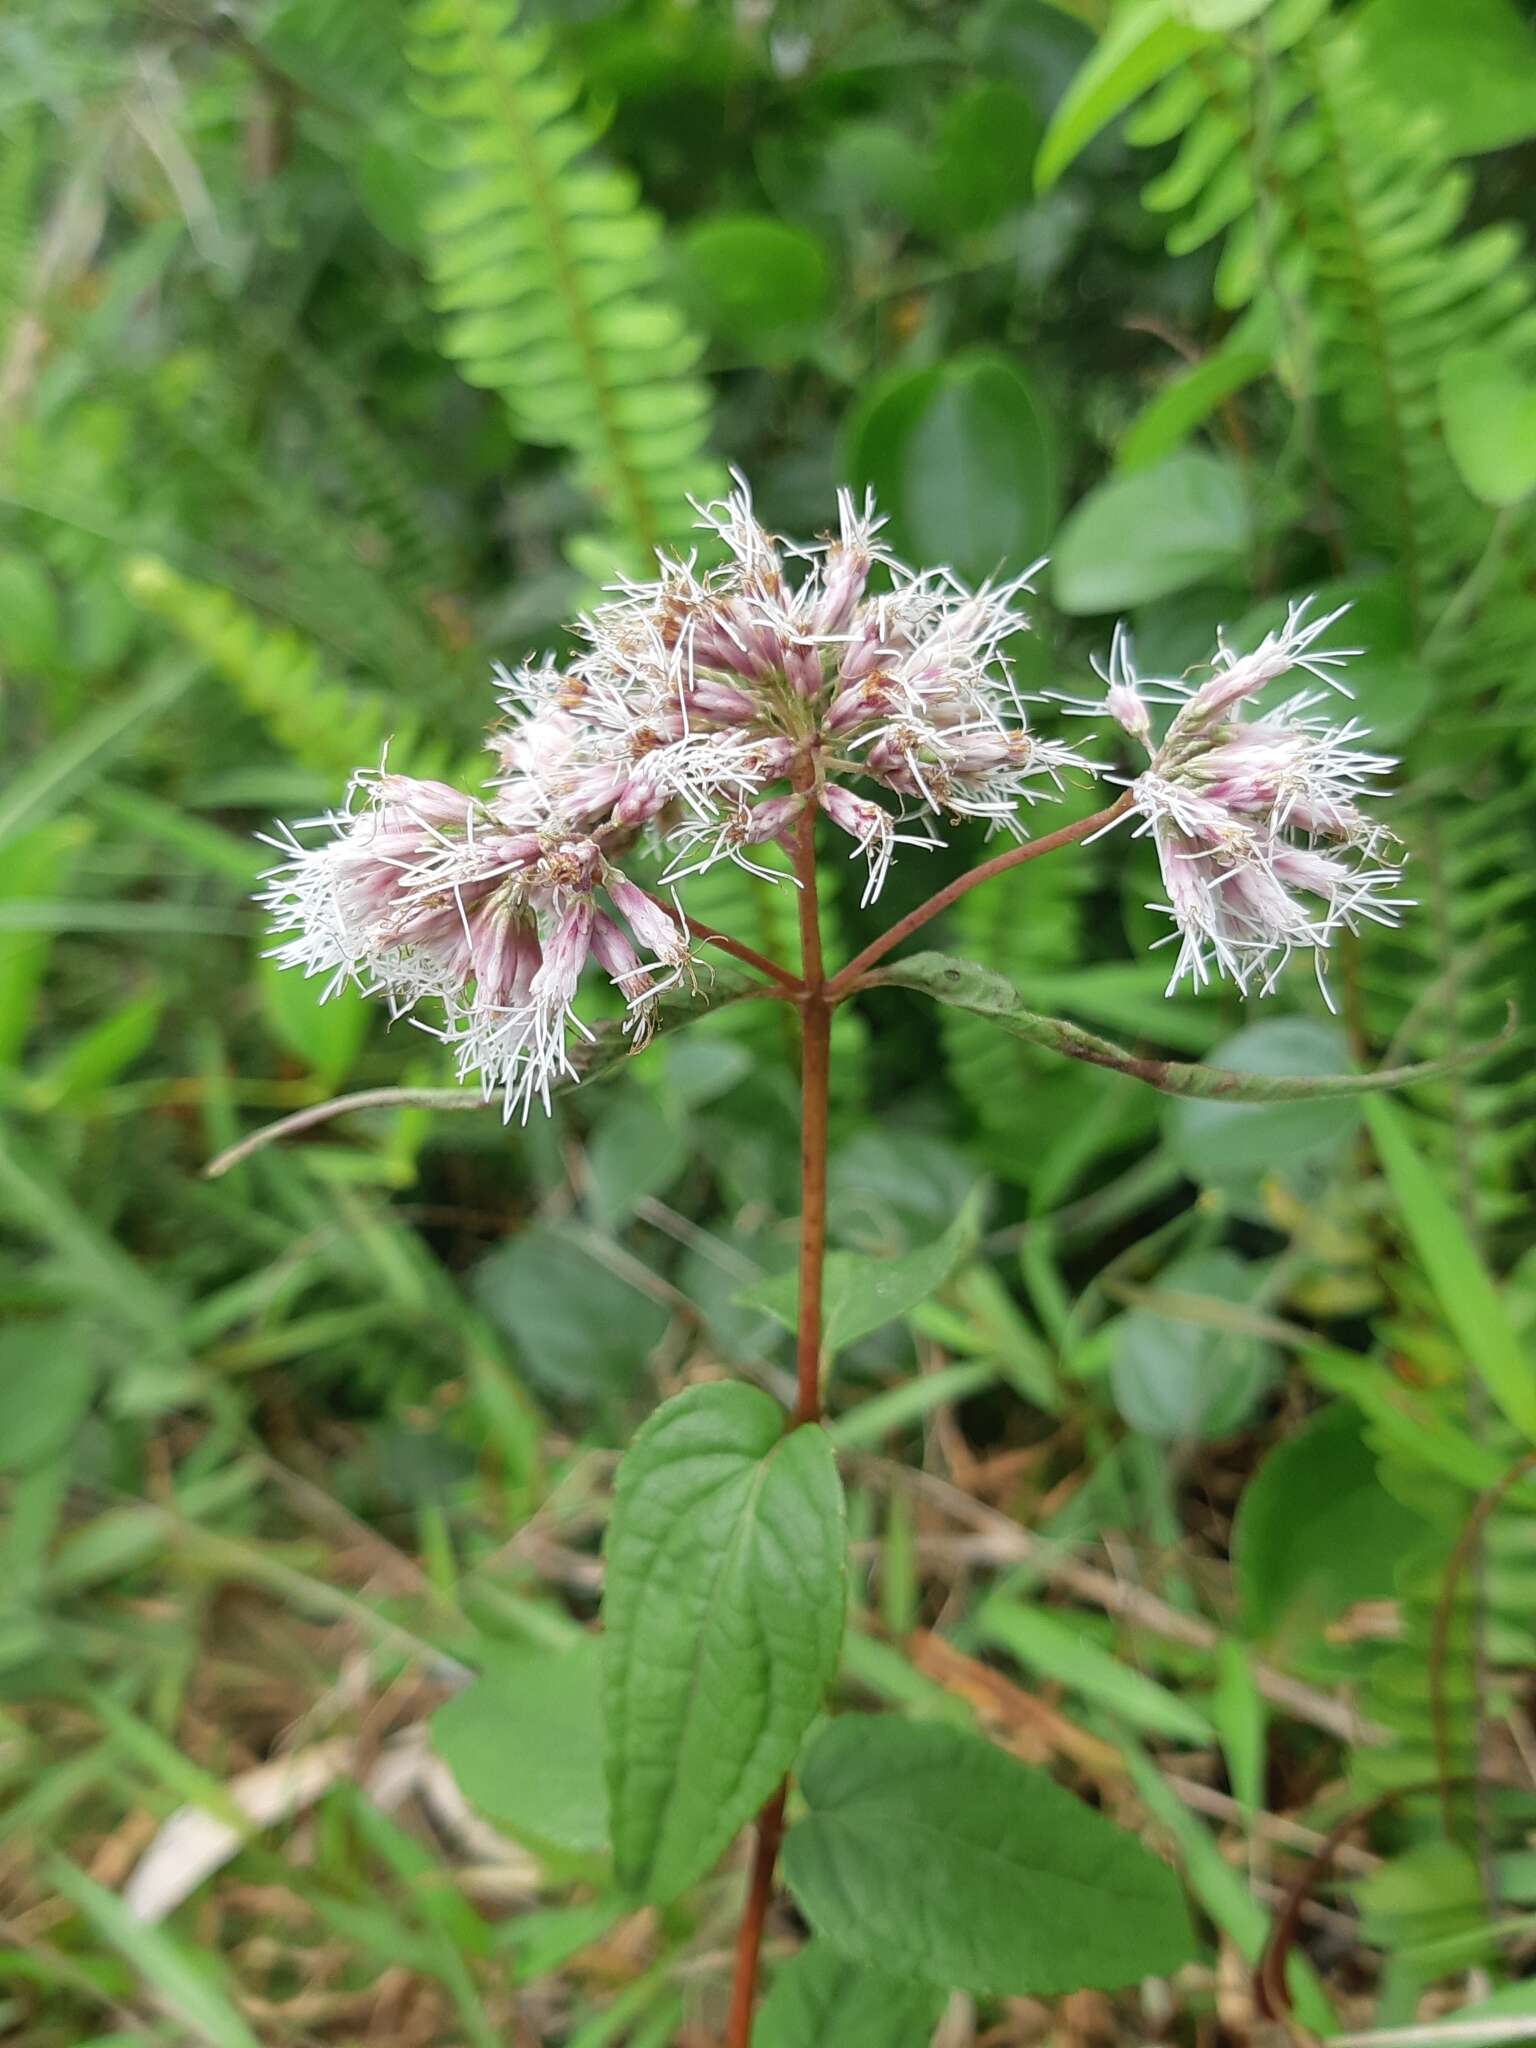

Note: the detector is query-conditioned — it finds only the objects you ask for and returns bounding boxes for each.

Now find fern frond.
[123,555,457,784]
[406,0,718,558]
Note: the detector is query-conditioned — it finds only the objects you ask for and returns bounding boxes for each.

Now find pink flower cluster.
[261,477,1081,1116]
[1084,602,1408,1000]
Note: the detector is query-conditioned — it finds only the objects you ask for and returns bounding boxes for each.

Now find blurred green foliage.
[4,0,1536,2040]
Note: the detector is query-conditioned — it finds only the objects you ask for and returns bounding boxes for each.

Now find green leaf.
[602,1383,845,1901]
[757,1941,944,2048]
[431,1639,609,1856]
[843,352,1059,585]
[1364,1097,1536,1442]
[1439,344,1536,508]
[256,944,370,1088]
[1230,575,1433,745]
[923,83,1042,233]
[678,213,830,360]
[473,1227,669,1398]
[781,1716,1196,1994]
[1118,348,1270,472]
[1052,451,1249,613]
[584,1092,689,1229]
[740,1188,984,1355]
[49,1859,262,2048]
[0,1318,97,1474]
[1166,1019,1357,1186]
[978,1596,1215,1743]
[874,954,1508,1104]
[1354,0,1536,155]
[1036,0,1211,192]
[1233,1401,1428,1645]
[1109,1249,1279,1441]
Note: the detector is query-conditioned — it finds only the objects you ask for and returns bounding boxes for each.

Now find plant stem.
[724,791,830,2047]
[823,790,1134,1001]
[723,1784,787,2048]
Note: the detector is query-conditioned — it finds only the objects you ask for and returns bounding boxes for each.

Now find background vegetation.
[3,0,1536,2041]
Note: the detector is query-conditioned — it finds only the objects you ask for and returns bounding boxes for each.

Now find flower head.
[1092,602,1407,1002]
[261,476,1088,1114]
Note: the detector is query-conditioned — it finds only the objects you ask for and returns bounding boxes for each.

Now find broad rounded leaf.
[1355,0,1536,155]
[431,1640,609,1856]
[843,352,1058,584]
[1439,345,1536,508]
[782,1716,1196,1994]
[603,1383,846,1901]
[679,213,830,359]
[473,1227,669,1397]
[1234,1403,1427,1646]
[1109,1248,1279,1442]
[757,1940,944,2048]
[1052,452,1248,613]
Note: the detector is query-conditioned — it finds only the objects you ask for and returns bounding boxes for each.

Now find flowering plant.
[228,480,1486,2042]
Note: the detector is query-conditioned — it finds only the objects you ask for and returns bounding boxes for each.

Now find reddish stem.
[724,1785,787,2048]
[637,889,802,993]
[823,790,1134,1002]
[723,789,830,2047]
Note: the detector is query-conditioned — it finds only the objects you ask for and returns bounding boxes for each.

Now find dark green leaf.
[431,1640,609,1856]
[473,1228,669,1398]
[782,1716,1196,1993]
[843,353,1058,584]
[679,213,830,360]
[603,1384,845,1901]
[1166,1020,1357,1185]
[584,1092,689,1228]
[757,1940,944,2048]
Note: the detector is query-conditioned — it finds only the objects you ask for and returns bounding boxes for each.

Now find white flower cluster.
[261,476,1080,1116]
[1084,601,1408,1001]
[263,477,1408,1113]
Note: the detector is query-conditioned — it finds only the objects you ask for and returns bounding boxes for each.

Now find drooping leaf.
[1035,0,1211,193]
[873,954,1508,1103]
[1052,451,1249,613]
[603,1383,845,1901]
[781,1716,1196,1994]
[431,1639,609,1855]
[756,1940,944,2048]
[739,1187,984,1355]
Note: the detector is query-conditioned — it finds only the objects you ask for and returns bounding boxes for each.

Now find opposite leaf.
[877,954,1509,1102]
[782,1716,1196,1995]
[756,1939,944,2048]
[602,1383,845,1902]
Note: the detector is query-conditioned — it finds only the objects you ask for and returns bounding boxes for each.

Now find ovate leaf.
[740,1188,984,1355]
[1439,345,1536,508]
[1052,451,1248,613]
[757,1940,944,2048]
[603,1384,845,1901]
[782,1716,1196,1994]
[843,353,1058,585]
[431,1639,609,1855]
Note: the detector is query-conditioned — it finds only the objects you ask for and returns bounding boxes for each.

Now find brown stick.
[723,788,831,2047]
[823,791,1134,1002]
